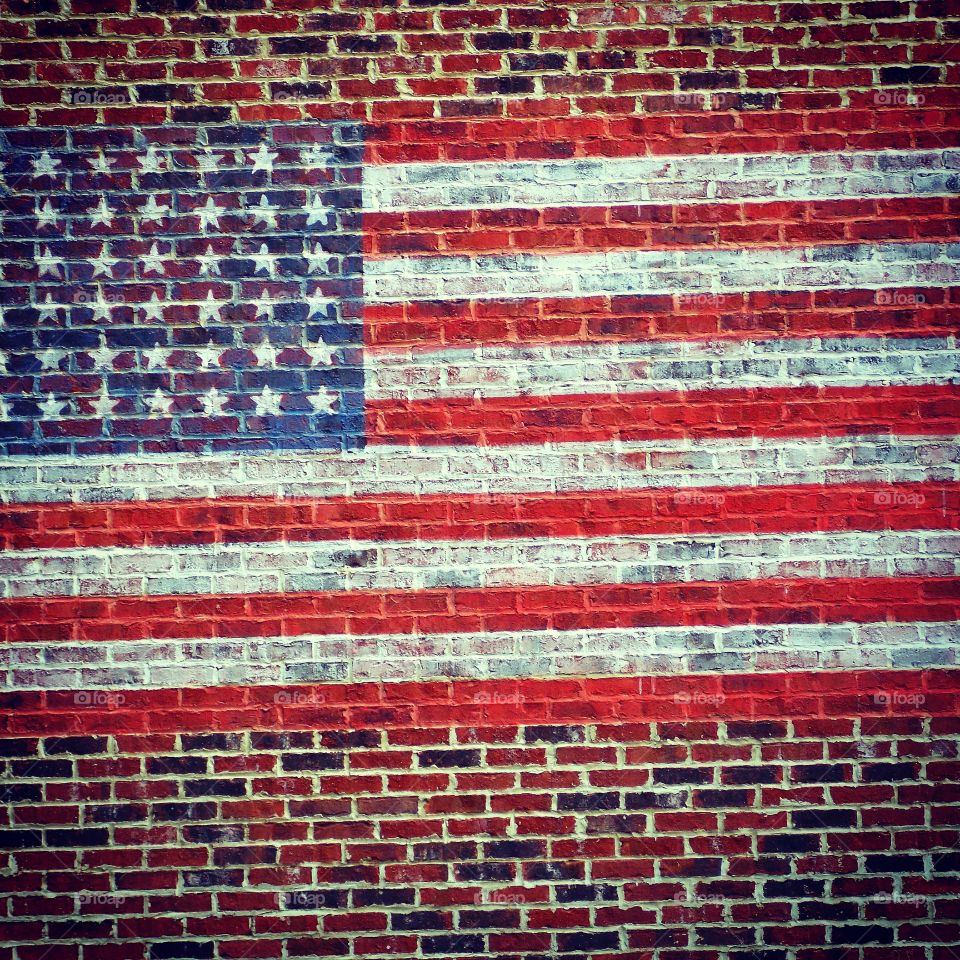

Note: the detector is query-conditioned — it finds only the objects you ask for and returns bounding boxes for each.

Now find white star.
[139,195,170,224]
[88,149,115,174]
[37,246,62,279]
[200,386,228,416]
[90,385,118,418]
[137,145,164,174]
[307,388,340,413]
[251,243,279,278]
[39,392,66,418]
[89,244,118,279]
[306,291,335,321]
[197,244,221,277]
[303,242,330,275]
[253,385,283,417]
[89,196,114,228]
[35,198,59,230]
[303,145,334,168]
[142,344,167,370]
[141,291,165,322]
[142,242,167,276]
[39,348,62,371]
[195,341,221,370]
[196,149,223,174]
[146,388,173,417]
[88,335,117,370]
[249,143,278,174]
[252,338,278,367]
[90,288,113,322]
[305,193,332,227]
[198,290,222,325]
[0,396,8,420]
[305,340,338,366]
[249,194,279,228]
[308,389,339,415]
[196,196,224,232]
[36,293,62,322]
[252,290,274,322]
[31,151,60,177]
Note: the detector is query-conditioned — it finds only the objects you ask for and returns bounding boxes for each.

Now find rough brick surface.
[1,2,959,957]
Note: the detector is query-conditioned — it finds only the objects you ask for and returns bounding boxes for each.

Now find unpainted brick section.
[0,2,957,123]
[1,717,959,957]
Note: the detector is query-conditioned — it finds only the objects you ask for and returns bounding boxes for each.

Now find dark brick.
[0,829,42,849]
[472,32,532,51]
[653,767,712,786]
[419,750,481,769]
[181,733,243,751]
[475,76,535,95]
[183,779,247,798]
[556,884,618,903]
[251,732,314,750]
[880,65,942,84]
[12,759,72,777]
[150,943,214,959]
[391,911,449,931]
[44,736,108,755]
[558,931,620,951]
[281,752,345,772]
[760,834,822,854]
[147,756,208,775]
[791,809,857,829]
[422,934,484,954]
[557,792,620,812]
[153,802,218,822]
[46,828,109,847]
[524,726,586,744]
[485,839,546,859]
[679,70,739,90]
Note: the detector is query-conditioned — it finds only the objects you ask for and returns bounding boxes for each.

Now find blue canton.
[0,122,365,455]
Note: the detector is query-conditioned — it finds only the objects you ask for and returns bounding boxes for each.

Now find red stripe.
[364,197,960,258]
[363,287,960,351]
[2,669,956,737]
[3,576,957,644]
[367,384,960,447]
[2,482,956,552]
[368,105,960,163]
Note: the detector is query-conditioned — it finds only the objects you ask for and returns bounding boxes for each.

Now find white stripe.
[364,242,960,303]
[4,621,957,690]
[366,335,959,402]
[4,529,956,598]
[2,435,957,504]
[363,148,960,212]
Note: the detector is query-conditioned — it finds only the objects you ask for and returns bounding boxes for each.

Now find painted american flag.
[1,116,959,697]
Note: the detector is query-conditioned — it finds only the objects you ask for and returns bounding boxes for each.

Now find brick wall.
[0,0,958,127]
[2,2,960,958]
